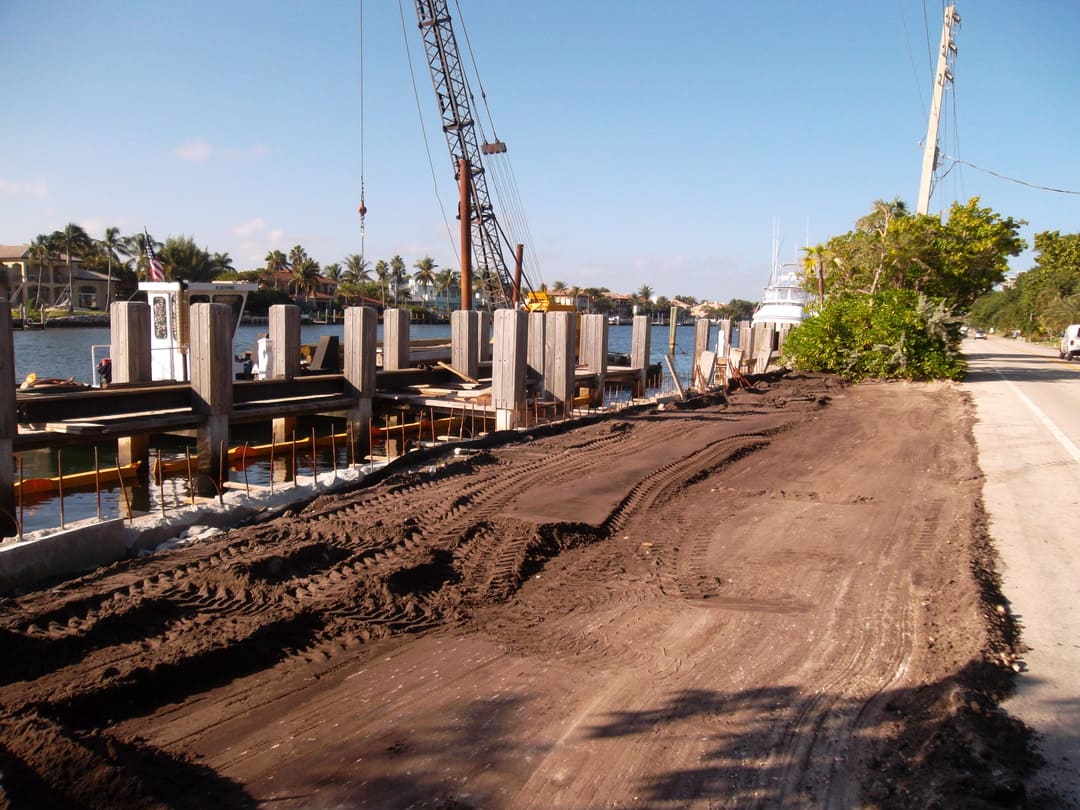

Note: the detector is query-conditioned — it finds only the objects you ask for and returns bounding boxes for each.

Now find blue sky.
[2,1,1079,303]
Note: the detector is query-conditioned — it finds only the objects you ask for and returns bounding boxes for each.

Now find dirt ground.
[0,372,1044,808]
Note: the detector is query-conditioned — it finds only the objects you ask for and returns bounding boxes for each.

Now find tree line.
[969,230,1080,338]
[784,197,1026,381]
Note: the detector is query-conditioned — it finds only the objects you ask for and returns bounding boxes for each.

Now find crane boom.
[415,0,515,309]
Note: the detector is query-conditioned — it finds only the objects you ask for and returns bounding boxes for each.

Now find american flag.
[145,229,166,282]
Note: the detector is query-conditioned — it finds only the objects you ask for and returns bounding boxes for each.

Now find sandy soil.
[0,372,1042,808]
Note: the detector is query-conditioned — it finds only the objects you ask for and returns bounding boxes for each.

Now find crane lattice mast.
[415,0,514,309]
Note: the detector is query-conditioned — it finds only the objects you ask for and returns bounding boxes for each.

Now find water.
[13,321,708,385]
[10,320,712,534]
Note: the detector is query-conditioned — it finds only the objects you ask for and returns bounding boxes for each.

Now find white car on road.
[1060,324,1080,360]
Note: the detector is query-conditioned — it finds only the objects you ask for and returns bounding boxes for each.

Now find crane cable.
[358,0,367,259]
[452,0,543,288]
[398,0,460,261]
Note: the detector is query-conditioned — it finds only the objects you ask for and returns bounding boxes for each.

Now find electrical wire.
[940,157,1080,195]
[899,0,928,119]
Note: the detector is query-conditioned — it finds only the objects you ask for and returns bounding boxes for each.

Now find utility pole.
[917,4,961,215]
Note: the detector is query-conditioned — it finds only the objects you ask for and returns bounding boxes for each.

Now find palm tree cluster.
[15,224,467,317]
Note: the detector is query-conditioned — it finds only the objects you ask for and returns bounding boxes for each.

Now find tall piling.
[492,309,527,430]
[693,319,712,388]
[0,301,16,536]
[111,301,152,469]
[630,314,651,398]
[451,310,480,381]
[580,314,608,407]
[478,310,493,363]
[190,303,233,492]
[345,306,377,463]
[527,310,546,397]
[382,308,410,371]
[544,311,577,415]
[269,304,301,444]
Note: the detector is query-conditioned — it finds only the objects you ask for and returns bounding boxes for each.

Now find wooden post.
[737,320,753,370]
[718,319,732,359]
[512,243,524,308]
[668,306,679,356]
[580,314,608,407]
[190,303,233,492]
[382,308,410,370]
[111,301,153,470]
[451,309,479,381]
[269,304,300,444]
[269,304,301,380]
[527,310,546,397]
[477,310,493,363]
[492,309,528,430]
[459,158,472,311]
[111,301,152,383]
[544,311,576,415]
[693,319,711,383]
[345,306,377,464]
[630,314,651,398]
[0,301,15,536]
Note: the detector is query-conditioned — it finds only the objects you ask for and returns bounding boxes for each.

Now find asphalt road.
[962,335,1080,806]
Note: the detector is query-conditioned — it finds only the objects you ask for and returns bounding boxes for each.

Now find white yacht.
[751,262,809,328]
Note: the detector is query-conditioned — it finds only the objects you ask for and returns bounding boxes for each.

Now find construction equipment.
[414,0,528,309]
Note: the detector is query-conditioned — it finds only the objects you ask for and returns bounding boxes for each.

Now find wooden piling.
[0,300,16,537]
[451,310,480,381]
[693,319,712,387]
[382,308,410,371]
[345,306,377,463]
[580,314,608,407]
[630,314,651,398]
[527,310,546,398]
[270,304,301,444]
[493,309,528,430]
[190,303,233,491]
[111,301,152,470]
[477,310,493,363]
[544,311,576,415]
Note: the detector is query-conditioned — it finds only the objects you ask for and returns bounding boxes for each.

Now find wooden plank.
[436,361,481,386]
[663,353,686,401]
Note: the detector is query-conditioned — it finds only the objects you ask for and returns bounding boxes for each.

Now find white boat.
[751,262,809,328]
[139,280,257,381]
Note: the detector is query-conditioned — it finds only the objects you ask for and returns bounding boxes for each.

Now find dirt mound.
[0,373,1040,808]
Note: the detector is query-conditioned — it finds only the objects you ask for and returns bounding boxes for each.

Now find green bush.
[782,290,966,381]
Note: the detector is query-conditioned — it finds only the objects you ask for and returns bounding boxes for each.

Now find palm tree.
[389,255,407,305]
[160,236,216,282]
[121,232,160,281]
[264,249,288,273]
[435,268,457,314]
[211,251,234,277]
[373,259,390,308]
[291,257,321,300]
[48,222,92,311]
[28,235,50,314]
[343,253,370,284]
[412,256,438,309]
[97,226,124,310]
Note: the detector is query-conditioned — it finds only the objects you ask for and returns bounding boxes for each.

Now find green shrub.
[782,290,966,381]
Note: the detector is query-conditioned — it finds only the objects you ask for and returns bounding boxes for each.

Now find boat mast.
[916,4,961,215]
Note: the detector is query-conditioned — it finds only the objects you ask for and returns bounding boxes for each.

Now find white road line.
[993,368,1080,463]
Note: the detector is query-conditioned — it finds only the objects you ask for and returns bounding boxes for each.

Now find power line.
[940,157,1080,195]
